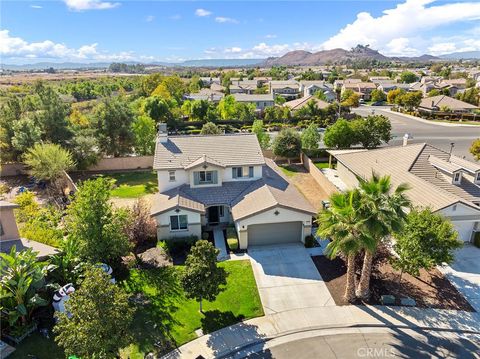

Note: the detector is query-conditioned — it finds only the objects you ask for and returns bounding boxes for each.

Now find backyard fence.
[0,155,155,178]
[301,152,338,197]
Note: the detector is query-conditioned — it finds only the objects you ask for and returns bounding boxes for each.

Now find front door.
[208,206,220,224]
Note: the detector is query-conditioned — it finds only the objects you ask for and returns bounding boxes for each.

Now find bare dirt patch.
[280,163,330,211]
[312,248,475,311]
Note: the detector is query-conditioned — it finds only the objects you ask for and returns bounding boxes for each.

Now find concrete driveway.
[440,244,480,312]
[248,244,334,315]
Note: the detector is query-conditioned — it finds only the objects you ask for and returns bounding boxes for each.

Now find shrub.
[164,235,198,256]
[304,235,315,248]
[474,232,480,248]
[226,227,239,251]
[202,232,210,240]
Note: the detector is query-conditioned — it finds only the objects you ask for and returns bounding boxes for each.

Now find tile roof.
[419,95,479,110]
[153,133,265,170]
[232,93,274,102]
[151,159,316,219]
[334,143,480,212]
[284,95,329,110]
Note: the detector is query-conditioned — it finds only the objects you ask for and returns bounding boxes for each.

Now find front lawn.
[106,171,158,198]
[121,260,263,357]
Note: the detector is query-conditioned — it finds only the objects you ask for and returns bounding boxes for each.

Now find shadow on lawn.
[125,266,181,355]
[201,310,245,334]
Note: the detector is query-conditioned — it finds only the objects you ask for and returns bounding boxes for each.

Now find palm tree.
[355,173,411,300]
[317,190,373,302]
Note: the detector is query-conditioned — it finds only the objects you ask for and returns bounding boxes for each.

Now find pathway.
[213,227,229,261]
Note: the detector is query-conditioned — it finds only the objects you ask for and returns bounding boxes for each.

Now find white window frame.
[232,167,243,179]
[219,206,224,217]
[453,172,461,184]
[168,170,176,182]
[170,215,188,231]
[475,172,480,184]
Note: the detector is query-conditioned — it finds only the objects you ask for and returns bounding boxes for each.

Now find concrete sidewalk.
[162,305,480,359]
[213,228,228,261]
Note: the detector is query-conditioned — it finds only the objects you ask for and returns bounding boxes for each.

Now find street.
[231,329,480,359]
[353,106,480,160]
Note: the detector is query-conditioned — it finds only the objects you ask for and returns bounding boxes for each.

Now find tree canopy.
[272,128,302,161]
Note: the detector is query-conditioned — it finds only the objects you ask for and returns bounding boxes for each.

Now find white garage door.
[248,221,302,246]
[452,221,474,242]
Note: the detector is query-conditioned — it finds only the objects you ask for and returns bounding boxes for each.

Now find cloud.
[64,0,119,11]
[0,30,154,63]
[170,14,181,20]
[195,8,211,17]
[145,15,155,22]
[321,0,480,55]
[224,47,242,54]
[265,34,277,39]
[215,16,239,24]
[30,5,42,9]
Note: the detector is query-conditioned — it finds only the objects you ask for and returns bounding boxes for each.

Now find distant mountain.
[180,58,264,67]
[438,51,480,60]
[263,45,440,66]
[1,58,265,71]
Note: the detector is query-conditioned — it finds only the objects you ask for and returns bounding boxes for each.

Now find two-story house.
[269,80,300,101]
[232,93,275,111]
[151,126,315,249]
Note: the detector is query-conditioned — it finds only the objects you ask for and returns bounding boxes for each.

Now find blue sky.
[2,0,480,64]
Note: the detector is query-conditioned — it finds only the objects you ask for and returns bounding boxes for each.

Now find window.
[232,167,243,178]
[453,172,461,183]
[249,166,254,178]
[200,171,213,183]
[0,221,4,236]
[169,171,176,182]
[170,215,188,231]
[476,172,480,183]
[219,206,224,217]
[193,170,217,185]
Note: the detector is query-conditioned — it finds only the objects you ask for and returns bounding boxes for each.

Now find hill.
[263,45,439,66]
[438,51,480,60]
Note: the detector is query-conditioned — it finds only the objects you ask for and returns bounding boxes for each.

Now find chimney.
[403,133,410,146]
[157,123,168,144]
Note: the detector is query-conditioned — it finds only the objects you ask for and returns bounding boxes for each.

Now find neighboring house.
[334,78,361,91]
[376,82,412,94]
[200,77,220,86]
[418,95,479,113]
[299,81,336,101]
[232,93,275,110]
[329,143,480,242]
[229,80,258,94]
[184,88,224,103]
[0,200,57,259]
[342,82,377,100]
[269,80,300,100]
[151,130,316,249]
[210,83,226,93]
[284,95,330,111]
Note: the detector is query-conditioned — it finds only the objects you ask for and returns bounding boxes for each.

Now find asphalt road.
[353,106,480,160]
[232,329,480,359]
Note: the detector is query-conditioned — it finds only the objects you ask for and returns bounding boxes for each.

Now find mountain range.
[2,46,479,71]
[263,45,441,66]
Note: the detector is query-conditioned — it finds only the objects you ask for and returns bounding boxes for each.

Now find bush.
[226,227,239,251]
[304,235,315,248]
[474,232,480,248]
[202,232,210,240]
[164,235,198,256]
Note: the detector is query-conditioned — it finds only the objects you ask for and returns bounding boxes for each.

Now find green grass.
[101,171,158,198]
[279,164,299,177]
[9,333,64,359]
[121,260,263,357]
[314,162,330,169]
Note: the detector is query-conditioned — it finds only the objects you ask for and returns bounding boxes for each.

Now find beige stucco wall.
[336,162,360,188]
[0,208,20,241]
[438,203,480,242]
[153,208,202,240]
[302,153,338,196]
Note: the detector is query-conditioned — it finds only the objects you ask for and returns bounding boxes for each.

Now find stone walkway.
[162,305,480,359]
